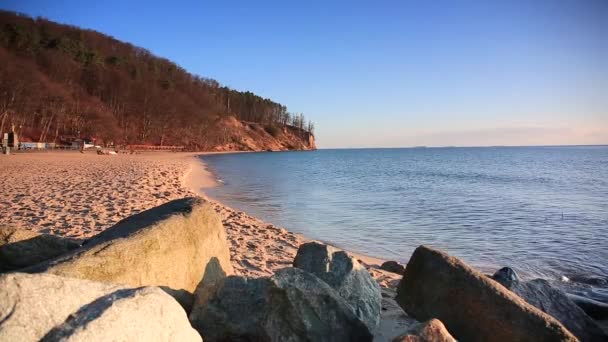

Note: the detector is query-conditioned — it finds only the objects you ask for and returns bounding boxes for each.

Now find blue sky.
[3,0,607,147]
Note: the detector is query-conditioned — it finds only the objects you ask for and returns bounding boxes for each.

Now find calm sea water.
[202,147,608,299]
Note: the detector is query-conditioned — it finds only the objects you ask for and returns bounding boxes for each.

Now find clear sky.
[3,0,607,147]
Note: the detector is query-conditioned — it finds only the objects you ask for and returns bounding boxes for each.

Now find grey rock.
[25,197,233,306]
[493,269,607,341]
[0,226,80,272]
[293,242,382,331]
[41,286,201,342]
[190,267,372,342]
[373,287,420,342]
[396,245,577,342]
[567,293,608,320]
[492,266,520,285]
[190,275,272,340]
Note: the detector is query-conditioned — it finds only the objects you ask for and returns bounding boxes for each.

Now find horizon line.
[317,144,608,150]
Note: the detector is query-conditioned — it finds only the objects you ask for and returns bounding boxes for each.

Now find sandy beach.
[0,151,399,285]
[5,151,604,340]
[0,150,410,339]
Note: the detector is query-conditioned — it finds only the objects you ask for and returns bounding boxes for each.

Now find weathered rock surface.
[374,287,420,342]
[391,319,456,342]
[25,197,233,303]
[293,242,382,331]
[190,267,373,342]
[567,293,608,320]
[380,261,406,275]
[41,286,201,342]
[492,266,520,285]
[396,245,578,342]
[492,267,607,341]
[0,226,80,272]
[0,272,123,341]
[190,275,272,340]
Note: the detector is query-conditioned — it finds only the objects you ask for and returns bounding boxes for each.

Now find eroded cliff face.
[206,116,316,152]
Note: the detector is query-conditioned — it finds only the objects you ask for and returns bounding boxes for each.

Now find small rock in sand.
[380,260,406,275]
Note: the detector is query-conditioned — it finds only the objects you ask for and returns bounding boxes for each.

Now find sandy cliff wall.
[206,116,316,152]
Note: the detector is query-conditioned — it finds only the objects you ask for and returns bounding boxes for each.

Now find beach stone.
[380,260,406,275]
[190,267,373,342]
[492,269,607,341]
[25,197,233,307]
[293,242,382,331]
[396,245,577,342]
[492,266,520,285]
[0,272,123,341]
[0,226,80,272]
[41,286,201,342]
[391,319,456,342]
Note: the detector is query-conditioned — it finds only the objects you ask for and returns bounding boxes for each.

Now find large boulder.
[396,245,577,342]
[0,272,200,342]
[190,267,373,342]
[0,272,120,341]
[25,197,233,303]
[391,319,456,342]
[492,267,607,341]
[41,286,201,342]
[0,226,80,272]
[293,242,382,331]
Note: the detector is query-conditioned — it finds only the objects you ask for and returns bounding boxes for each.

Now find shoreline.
[0,150,394,283]
[185,153,391,268]
[2,150,605,338]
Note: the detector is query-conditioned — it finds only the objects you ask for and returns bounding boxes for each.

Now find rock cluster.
[293,242,382,331]
[1,197,229,341]
[190,242,382,341]
[2,198,606,341]
[0,199,383,342]
[395,245,608,342]
[492,267,607,341]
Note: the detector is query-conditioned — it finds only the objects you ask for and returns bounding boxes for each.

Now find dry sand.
[0,150,407,338]
[0,151,193,238]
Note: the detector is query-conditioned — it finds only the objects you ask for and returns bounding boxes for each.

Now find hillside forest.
[0,10,315,151]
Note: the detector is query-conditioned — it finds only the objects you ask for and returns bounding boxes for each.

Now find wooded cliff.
[0,11,315,151]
